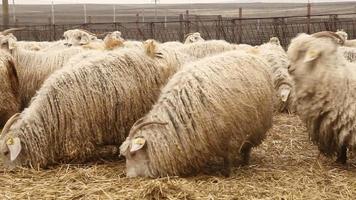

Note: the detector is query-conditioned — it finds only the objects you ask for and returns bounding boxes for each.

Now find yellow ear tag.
[6,137,14,145]
[133,138,145,145]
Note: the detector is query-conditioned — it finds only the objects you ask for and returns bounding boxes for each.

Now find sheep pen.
[0,113,355,199]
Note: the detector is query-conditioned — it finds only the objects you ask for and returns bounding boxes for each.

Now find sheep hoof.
[221,167,231,177]
[335,145,347,165]
[222,156,231,177]
[240,142,252,166]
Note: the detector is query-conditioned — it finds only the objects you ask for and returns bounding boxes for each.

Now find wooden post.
[185,10,190,34]
[216,15,222,39]
[307,3,311,34]
[195,15,199,32]
[238,7,242,44]
[150,22,155,39]
[2,0,9,28]
[179,14,184,42]
[273,18,279,38]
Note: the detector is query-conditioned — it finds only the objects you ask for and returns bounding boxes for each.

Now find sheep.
[63,29,98,47]
[256,37,297,113]
[287,31,356,164]
[0,28,66,52]
[0,37,84,127]
[82,31,124,50]
[335,29,348,41]
[120,50,274,178]
[0,50,20,127]
[184,32,205,44]
[0,41,194,169]
[179,40,237,59]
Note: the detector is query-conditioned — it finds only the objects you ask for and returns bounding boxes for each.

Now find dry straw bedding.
[0,114,355,199]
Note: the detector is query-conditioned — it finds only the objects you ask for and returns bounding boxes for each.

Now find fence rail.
[1,13,356,48]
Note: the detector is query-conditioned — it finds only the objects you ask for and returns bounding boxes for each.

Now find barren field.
[0,2,355,25]
[1,114,355,199]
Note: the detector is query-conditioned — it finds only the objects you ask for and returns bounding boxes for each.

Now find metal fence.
[1,13,356,48]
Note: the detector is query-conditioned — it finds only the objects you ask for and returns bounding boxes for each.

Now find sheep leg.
[240,141,252,165]
[336,145,347,164]
[222,155,232,177]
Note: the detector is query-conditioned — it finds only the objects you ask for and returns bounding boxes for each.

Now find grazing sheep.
[256,37,296,113]
[287,31,355,164]
[0,42,193,169]
[184,32,205,44]
[120,50,274,178]
[0,50,20,127]
[0,39,84,126]
[179,40,236,59]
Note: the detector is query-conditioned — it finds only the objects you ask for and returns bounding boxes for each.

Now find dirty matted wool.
[2,47,184,169]
[129,50,274,177]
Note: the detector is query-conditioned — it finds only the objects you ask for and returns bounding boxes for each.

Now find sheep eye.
[77,36,82,40]
[4,151,9,156]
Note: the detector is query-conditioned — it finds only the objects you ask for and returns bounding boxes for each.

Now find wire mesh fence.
[1,13,355,48]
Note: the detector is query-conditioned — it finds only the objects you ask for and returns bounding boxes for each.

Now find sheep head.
[0,113,22,169]
[63,29,96,47]
[0,34,18,51]
[287,32,340,83]
[103,31,124,50]
[335,29,348,41]
[184,32,205,44]
[143,39,163,58]
[120,120,168,178]
[278,84,291,102]
[269,37,281,46]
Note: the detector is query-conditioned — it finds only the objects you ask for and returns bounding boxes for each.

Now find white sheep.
[287,31,355,164]
[120,50,274,177]
[63,29,98,47]
[184,32,205,44]
[0,40,194,169]
[256,37,296,113]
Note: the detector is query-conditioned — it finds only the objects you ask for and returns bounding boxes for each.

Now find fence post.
[307,2,311,34]
[185,10,190,34]
[238,8,242,44]
[329,14,338,31]
[179,14,184,42]
[216,15,223,39]
[52,24,56,41]
[273,18,279,38]
[195,15,199,32]
[150,22,155,39]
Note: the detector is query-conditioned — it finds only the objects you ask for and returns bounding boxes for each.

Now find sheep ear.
[304,48,320,63]
[280,87,291,102]
[119,140,130,157]
[130,137,146,153]
[6,136,22,161]
[8,37,17,50]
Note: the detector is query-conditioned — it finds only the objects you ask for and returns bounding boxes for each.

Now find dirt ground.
[0,113,355,200]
